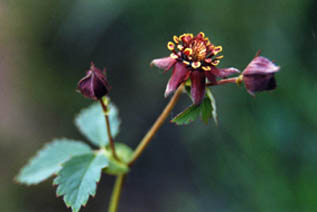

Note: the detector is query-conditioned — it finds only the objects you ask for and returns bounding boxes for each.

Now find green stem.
[128,83,185,166]
[108,175,125,212]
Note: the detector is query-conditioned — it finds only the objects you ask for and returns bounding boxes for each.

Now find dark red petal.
[243,56,280,75]
[165,62,189,97]
[77,71,96,100]
[151,57,177,71]
[204,71,217,85]
[243,74,276,95]
[93,71,111,99]
[190,71,206,105]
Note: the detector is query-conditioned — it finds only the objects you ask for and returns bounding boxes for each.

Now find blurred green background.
[1,0,317,211]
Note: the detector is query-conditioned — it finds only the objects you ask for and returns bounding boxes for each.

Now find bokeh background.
[1,0,317,211]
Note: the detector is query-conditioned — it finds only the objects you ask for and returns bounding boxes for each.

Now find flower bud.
[77,63,111,100]
[242,56,280,95]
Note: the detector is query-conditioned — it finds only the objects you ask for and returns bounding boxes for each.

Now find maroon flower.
[242,56,280,95]
[151,32,239,105]
[77,63,111,100]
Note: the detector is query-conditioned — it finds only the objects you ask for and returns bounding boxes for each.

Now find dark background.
[1,0,317,211]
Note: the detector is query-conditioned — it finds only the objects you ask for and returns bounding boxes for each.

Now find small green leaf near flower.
[201,97,212,124]
[171,104,201,125]
[206,88,218,125]
[171,88,217,125]
[16,139,92,185]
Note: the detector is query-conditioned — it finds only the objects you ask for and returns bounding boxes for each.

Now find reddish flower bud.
[242,56,280,95]
[77,63,111,100]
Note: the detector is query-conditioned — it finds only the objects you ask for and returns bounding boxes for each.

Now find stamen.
[202,66,211,71]
[170,53,178,59]
[173,35,179,44]
[205,38,211,45]
[167,41,175,51]
[211,60,220,66]
[177,44,184,51]
[205,58,212,63]
[216,55,224,59]
[198,32,205,38]
[179,34,186,41]
[183,48,193,56]
[208,45,215,52]
[182,60,190,65]
[191,61,201,69]
[187,33,194,39]
[182,34,193,43]
[213,46,223,55]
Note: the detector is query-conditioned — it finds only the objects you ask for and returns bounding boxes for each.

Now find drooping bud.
[242,56,280,95]
[77,63,111,100]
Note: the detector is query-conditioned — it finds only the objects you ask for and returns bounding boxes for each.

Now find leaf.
[113,142,134,163]
[201,98,212,124]
[103,142,133,175]
[75,102,120,148]
[172,87,218,125]
[53,152,108,212]
[16,139,92,185]
[206,88,218,125]
[171,104,201,125]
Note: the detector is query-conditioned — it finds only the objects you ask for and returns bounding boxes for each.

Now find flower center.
[191,39,207,61]
[166,32,224,70]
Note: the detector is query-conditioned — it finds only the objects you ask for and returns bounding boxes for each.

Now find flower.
[241,56,280,95]
[151,32,240,105]
[77,63,111,100]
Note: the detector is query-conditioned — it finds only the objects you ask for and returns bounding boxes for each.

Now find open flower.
[151,32,239,105]
[77,63,111,100]
[241,56,280,95]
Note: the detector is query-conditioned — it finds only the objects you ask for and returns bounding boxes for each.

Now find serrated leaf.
[206,88,218,125]
[54,152,108,212]
[16,139,92,185]
[171,104,201,125]
[75,102,120,147]
[201,98,212,124]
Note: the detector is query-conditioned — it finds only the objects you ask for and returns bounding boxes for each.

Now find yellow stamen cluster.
[166,32,224,71]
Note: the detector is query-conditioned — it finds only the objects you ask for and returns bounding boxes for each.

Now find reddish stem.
[206,77,239,86]
[99,99,120,161]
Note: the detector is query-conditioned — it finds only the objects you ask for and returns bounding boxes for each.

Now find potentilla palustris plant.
[16,32,280,212]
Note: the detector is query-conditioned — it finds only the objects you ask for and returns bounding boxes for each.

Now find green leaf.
[16,139,92,185]
[75,102,120,148]
[171,104,201,125]
[53,152,108,212]
[103,143,133,175]
[172,87,218,125]
[201,98,212,124]
[206,88,218,125]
